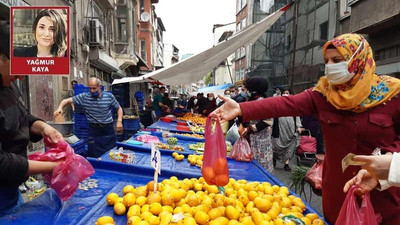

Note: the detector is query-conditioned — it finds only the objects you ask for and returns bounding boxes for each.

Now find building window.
[140,39,147,61]
[241,18,247,29]
[237,0,247,13]
[241,0,246,10]
[117,18,127,42]
[339,0,351,18]
[374,44,400,61]
[320,21,328,41]
[91,1,104,22]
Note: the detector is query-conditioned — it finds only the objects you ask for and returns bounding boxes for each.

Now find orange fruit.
[202,167,216,184]
[215,174,229,186]
[213,158,228,175]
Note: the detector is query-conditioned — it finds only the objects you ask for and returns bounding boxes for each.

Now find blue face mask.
[91,91,99,98]
[240,92,247,98]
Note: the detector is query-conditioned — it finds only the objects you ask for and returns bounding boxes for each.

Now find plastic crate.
[123,119,140,131]
[70,140,87,156]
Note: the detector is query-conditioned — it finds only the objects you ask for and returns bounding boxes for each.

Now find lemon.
[226,205,240,220]
[183,217,197,225]
[127,216,141,225]
[251,211,264,225]
[254,197,272,212]
[138,221,150,225]
[306,213,319,221]
[136,196,147,206]
[106,193,119,206]
[134,186,148,197]
[274,218,285,225]
[247,191,258,201]
[162,205,173,213]
[238,194,249,206]
[208,208,223,220]
[113,202,126,215]
[312,219,325,225]
[95,216,115,225]
[141,204,150,213]
[187,194,200,207]
[123,193,136,207]
[173,206,184,214]
[147,192,162,204]
[127,205,141,218]
[141,211,153,221]
[149,202,162,215]
[160,212,172,224]
[123,185,135,195]
[241,216,255,225]
[148,215,160,225]
[267,206,280,220]
[209,217,229,225]
[228,220,239,225]
[301,217,312,225]
[181,204,193,215]
[196,204,211,213]
[194,211,210,225]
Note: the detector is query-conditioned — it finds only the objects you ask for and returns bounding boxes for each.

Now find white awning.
[112,3,293,86]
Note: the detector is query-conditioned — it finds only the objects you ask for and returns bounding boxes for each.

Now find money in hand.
[341,153,366,172]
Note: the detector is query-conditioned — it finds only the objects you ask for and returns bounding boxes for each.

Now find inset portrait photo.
[11,6,70,75]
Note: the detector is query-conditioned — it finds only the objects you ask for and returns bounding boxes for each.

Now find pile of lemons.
[96,177,325,225]
[187,154,203,167]
[172,152,185,161]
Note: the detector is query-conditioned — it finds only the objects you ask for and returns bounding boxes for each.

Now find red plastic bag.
[28,137,95,201]
[297,130,317,154]
[202,115,229,186]
[229,137,252,162]
[305,160,323,190]
[335,185,381,225]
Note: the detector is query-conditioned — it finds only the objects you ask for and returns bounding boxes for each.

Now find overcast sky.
[155,0,236,58]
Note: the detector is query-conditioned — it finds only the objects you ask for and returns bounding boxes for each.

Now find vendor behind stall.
[54,77,123,157]
[0,24,63,216]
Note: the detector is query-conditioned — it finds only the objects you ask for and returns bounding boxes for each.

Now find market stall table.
[0,157,329,225]
[148,120,204,135]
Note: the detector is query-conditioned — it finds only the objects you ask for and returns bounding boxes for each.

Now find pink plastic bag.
[202,116,229,186]
[335,185,381,225]
[229,137,252,162]
[305,160,323,190]
[28,137,95,201]
[135,134,160,143]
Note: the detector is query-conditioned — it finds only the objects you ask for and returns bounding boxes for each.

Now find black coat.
[13,46,38,57]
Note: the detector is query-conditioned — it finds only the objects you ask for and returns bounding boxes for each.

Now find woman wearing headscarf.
[243,77,274,172]
[212,33,400,224]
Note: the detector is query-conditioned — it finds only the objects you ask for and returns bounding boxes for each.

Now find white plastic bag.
[226,123,240,145]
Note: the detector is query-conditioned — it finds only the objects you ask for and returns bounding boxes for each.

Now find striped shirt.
[73,91,120,124]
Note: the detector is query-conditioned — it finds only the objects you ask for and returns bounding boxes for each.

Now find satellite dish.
[140,12,150,22]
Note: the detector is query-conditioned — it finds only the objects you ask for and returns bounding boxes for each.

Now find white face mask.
[282,93,289,97]
[208,97,214,101]
[325,40,364,85]
[194,99,198,104]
